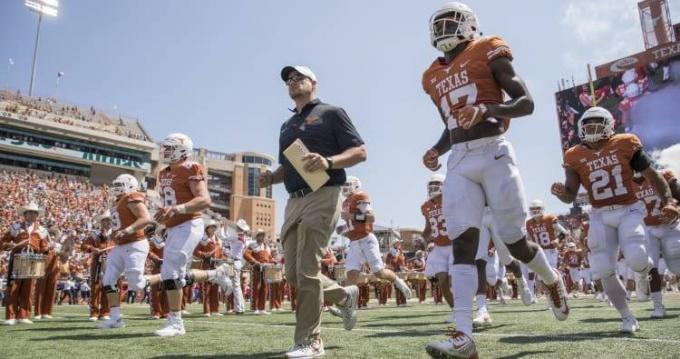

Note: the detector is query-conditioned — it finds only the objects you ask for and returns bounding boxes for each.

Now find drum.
[190,257,201,270]
[397,272,410,280]
[412,272,426,281]
[334,264,347,282]
[12,250,46,279]
[264,264,283,284]
[357,273,371,284]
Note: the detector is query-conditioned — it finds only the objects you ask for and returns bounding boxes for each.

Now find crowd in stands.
[0,90,151,142]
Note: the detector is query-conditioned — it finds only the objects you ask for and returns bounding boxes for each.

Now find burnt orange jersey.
[635,172,676,226]
[421,195,450,246]
[563,134,642,208]
[112,192,146,245]
[526,215,559,250]
[158,161,205,228]
[563,250,581,268]
[422,36,512,131]
[342,191,373,241]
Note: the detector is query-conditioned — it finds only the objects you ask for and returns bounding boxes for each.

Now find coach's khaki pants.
[281,186,348,345]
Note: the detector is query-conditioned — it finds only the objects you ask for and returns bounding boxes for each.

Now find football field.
[2,295,680,358]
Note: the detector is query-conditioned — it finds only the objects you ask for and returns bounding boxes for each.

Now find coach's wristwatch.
[325,156,334,169]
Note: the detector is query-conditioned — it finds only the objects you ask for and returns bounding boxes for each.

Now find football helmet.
[160,133,193,163]
[578,106,615,143]
[341,176,362,197]
[427,174,445,199]
[529,199,544,218]
[429,2,479,52]
[112,174,139,197]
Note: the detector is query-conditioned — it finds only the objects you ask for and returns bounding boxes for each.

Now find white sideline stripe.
[187,320,680,345]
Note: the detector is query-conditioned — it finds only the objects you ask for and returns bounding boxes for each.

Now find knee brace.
[506,237,537,263]
[103,285,119,294]
[161,278,184,290]
[452,228,479,265]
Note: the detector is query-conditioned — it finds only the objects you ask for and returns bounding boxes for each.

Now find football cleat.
[516,277,534,306]
[155,316,186,337]
[544,269,569,321]
[97,317,125,329]
[472,312,492,329]
[339,285,358,331]
[621,317,639,333]
[426,329,478,359]
[651,306,666,319]
[284,338,325,358]
[394,277,413,300]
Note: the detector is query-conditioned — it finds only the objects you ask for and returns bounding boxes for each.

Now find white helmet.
[341,176,362,197]
[578,107,615,143]
[429,2,479,52]
[428,174,445,199]
[160,133,193,163]
[112,174,139,197]
[529,199,544,218]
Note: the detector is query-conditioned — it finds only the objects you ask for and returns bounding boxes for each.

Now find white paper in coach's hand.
[283,139,330,192]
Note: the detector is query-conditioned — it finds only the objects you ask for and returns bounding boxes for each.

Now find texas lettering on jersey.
[635,172,676,226]
[421,195,450,246]
[526,215,559,250]
[564,134,642,208]
[422,35,512,131]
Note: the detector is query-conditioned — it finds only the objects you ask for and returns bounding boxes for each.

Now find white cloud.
[654,143,680,176]
[561,0,645,81]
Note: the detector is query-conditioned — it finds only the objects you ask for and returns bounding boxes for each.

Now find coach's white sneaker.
[516,277,534,306]
[472,312,492,329]
[425,329,478,359]
[621,317,639,333]
[3,319,17,326]
[285,338,325,358]
[210,264,234,295]
[155,316,186,337]
[394,277,413,300]
[18,319,33,324]
[97,317,125,329]
[651,305,666,319]
[544,269,569,321]
[338,285,358,331]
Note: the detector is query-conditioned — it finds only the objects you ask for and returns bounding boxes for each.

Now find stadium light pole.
[25,0,58,97]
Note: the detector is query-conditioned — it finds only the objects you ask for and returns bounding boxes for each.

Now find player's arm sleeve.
[486,36,513,63]
[630,149,652,172]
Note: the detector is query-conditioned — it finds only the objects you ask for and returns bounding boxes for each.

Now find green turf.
[2,294,680,358]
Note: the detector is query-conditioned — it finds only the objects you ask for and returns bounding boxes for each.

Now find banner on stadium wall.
[0,134,151,171]
[595,40,680,78]
[555,55,680,160]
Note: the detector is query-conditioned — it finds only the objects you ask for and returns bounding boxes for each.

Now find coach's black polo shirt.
[278,99,364,194]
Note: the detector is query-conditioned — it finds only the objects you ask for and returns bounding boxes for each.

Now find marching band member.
[411,250,428,303]
[270,247,285,311]
[34,229,60,320]
[320,247,337,310]
[244,229,276,314]
[2,202,49,325]
[148,228,169,319]
[222,219,249,315]
[386,241,409,307]
[81,211,115,321]
[195,219,223,317]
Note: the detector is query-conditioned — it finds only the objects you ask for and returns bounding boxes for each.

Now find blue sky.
[2,0,679,230]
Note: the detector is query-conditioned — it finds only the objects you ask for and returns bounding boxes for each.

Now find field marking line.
[186,320,680,345]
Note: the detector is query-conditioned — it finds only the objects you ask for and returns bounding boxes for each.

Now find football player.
[340,176,413,299]
[562,242,582,298]
[422,3,569,357]
[151,133,233,336]
[422,174,454,308]
[552,106,679,332]
[633,169,680,318]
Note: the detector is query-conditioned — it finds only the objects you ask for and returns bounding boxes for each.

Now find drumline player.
[2,202,49,325]
[244,229,276,315]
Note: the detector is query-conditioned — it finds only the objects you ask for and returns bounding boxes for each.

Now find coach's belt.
[289,187,313,199]
[451,134,503,151]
